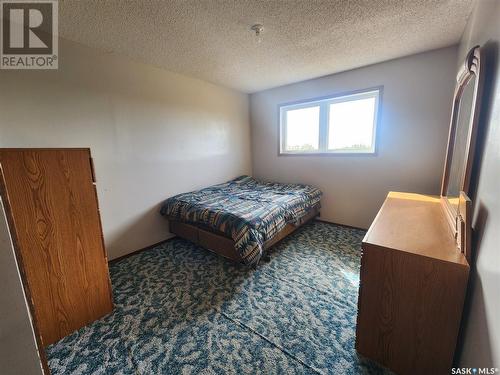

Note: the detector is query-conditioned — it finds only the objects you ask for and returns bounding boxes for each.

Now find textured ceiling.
[59,0,474,93]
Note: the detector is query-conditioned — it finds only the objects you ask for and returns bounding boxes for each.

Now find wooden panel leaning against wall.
[0,148,114,348]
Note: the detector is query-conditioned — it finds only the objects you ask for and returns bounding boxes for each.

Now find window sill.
[278,151,377,157]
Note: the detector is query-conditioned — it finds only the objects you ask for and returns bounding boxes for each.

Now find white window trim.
[279,88,381,156]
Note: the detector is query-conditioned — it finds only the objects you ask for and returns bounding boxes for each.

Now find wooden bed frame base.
[169,206,320,263]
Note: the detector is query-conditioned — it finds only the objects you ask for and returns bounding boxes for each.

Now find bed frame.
[169,205,320,263]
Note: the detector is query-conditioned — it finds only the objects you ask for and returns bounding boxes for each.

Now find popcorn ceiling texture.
[59,0,473,93]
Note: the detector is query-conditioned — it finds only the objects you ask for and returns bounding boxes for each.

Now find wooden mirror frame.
[440,45,483,244]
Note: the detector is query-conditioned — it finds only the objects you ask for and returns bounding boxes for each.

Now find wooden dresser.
[355,192,469,375]
[0,148,113,346]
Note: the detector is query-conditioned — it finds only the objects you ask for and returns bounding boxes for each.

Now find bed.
[160,176,322,265]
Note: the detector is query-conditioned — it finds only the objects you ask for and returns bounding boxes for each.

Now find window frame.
[278,87,382,156]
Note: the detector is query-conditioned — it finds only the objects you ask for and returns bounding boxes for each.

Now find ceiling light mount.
[250,24,264,43]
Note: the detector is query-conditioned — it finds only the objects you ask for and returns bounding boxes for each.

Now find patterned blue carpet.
[47,221,390,374]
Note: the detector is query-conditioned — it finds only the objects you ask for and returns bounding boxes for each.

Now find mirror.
[441,46,483,232]
[445,76,476,211]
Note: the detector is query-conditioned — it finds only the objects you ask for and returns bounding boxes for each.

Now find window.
[279,89,380,154]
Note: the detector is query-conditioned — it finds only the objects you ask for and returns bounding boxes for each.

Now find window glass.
[284,106,320,152]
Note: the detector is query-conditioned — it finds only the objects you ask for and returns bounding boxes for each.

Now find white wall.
[0,198,43,375]
[0,38,252,260]
[250,46,457,229]
[456,0,500,367]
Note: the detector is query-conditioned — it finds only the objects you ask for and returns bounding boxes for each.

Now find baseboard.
[314,218,367,231]
[108,236,176,264]
[109,219,366,265]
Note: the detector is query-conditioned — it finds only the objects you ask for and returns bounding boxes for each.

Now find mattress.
[160,175,322,265]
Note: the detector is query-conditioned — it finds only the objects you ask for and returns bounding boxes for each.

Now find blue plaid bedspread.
[160,176,322,265]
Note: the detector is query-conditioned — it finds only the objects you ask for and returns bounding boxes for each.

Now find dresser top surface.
[363,192,468,266]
